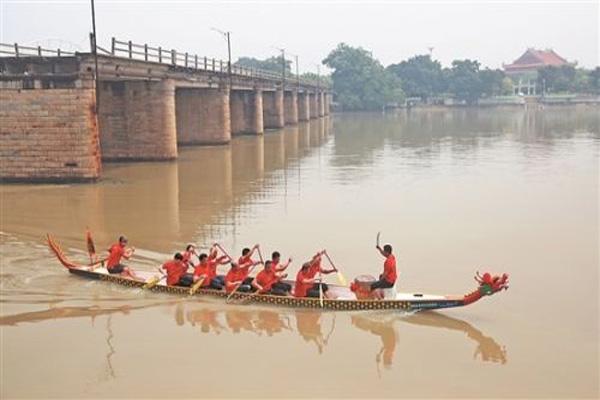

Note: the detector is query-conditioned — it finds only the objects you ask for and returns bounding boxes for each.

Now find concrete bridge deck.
[0,40,331,182]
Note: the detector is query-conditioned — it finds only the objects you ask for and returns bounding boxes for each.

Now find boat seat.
[382,286,397,299]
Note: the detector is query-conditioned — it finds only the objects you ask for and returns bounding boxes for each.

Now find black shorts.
[177,274,194,287]
[272,281,292,293]
[307,283,329,298]
[370,278,395,290]
[107,264,125,274]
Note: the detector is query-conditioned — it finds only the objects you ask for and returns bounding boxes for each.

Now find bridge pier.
[309,93,318,119]
[0,83,101,182]
[284,90,298,125]
[230,89,263,135]
[318,92,326,117]
[98,79,177,161]
[263,89,284,129]
[324,93,330,115]
[175,87,231,145]
[297,92,310,121]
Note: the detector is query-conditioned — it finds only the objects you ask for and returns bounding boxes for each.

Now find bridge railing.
[0,42,76,57]
[0,39,328,89]
[109,37,324,88]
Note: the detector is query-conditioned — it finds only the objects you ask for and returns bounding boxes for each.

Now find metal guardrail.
[0,42,76,57]
[0,39,327,88]
[109,38,322,87]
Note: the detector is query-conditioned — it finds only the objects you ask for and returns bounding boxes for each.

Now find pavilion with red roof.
[504,48,573,95]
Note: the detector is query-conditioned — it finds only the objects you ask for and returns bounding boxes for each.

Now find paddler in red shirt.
[371,244,397,292]
[294,251,337,298]
[224,261,258,293]
[182,244,199,269]
[161,252,193,287]
[193,246,230,290]
[270,251,293,293]
[105,236,142,280]
[252,260,291,296]
[223,245,261,293]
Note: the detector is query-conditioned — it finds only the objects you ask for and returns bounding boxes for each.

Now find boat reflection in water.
[0,299,507,378]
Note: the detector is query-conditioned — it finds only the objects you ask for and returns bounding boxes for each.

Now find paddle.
[142,268,166,290]
[324,251,347,286]
[189,276,206,296]
[215,243,233,262]
[318,271,324,307]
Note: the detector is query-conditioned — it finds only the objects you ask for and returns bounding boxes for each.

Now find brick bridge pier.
[0,40,331,182]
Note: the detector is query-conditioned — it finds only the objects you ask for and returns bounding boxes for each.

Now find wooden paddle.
[189,276,205,295]
[142,268,166,290]
[324,251,347,286]
[318,272,324,308]
[215,243,233,262]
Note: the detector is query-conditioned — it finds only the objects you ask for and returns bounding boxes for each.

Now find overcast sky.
[1,0,598,73]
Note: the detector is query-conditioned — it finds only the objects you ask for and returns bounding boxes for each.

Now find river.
[1,106,598,398]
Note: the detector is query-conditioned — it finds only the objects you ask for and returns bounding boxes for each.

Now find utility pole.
[211,28,232,88]
[273,46,286,89]
[90,0,100,111]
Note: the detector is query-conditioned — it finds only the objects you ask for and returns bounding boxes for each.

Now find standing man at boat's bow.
[371,244,397,291]
[105,236,142,280]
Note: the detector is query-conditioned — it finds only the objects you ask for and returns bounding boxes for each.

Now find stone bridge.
[0,39,331,182]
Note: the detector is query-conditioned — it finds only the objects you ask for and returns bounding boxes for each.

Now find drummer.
[371,244,397,291]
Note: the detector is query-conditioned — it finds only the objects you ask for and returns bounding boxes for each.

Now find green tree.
[235,56,292,74]
[323,43,404,110]
[589,67,600,94]
[479,68,506,97]
[501,77,514,95]
[445,60,482,104]
[537,65,576,93]
[386,55,445,100]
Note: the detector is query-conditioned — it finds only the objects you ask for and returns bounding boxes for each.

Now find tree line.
[237,44,600,111]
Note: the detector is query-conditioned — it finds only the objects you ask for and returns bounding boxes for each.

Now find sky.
[1,0,598,74]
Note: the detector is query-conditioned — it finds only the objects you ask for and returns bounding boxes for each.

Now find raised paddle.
[324,251,347,286]
[214,243,233,262]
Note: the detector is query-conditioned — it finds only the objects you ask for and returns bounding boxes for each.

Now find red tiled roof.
[504,48,570,71]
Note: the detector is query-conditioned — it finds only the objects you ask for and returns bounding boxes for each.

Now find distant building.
[503,48,572,95]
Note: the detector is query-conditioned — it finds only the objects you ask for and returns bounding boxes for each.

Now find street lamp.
[211,27,232,87]
[286,51,300,89]
[273,46,286,86]
[90,0,100,110]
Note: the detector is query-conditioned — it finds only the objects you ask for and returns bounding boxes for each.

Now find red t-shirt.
[294,269,314,298]
[382,254,397,284]
[106,243,125,269]
[225,267,249,293]
[255,269,278,291]
[162,260,188,286]
[238,255,253,269]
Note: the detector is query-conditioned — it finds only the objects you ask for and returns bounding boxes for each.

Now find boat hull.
[68,268,465,312]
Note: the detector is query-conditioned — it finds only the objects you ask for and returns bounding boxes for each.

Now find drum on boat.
[350,274,379,300]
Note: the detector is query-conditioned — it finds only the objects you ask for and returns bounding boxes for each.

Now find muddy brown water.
[1,108,598,398]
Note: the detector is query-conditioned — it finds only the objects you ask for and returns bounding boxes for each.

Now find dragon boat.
[47,234,509,312]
